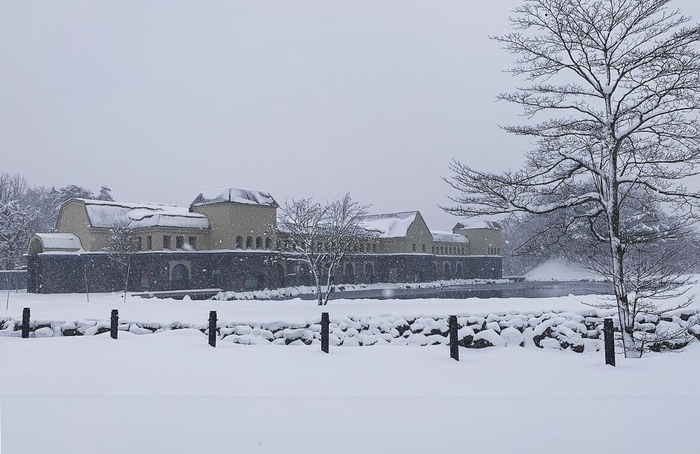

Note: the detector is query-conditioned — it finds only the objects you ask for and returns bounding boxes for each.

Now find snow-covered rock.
[472,329,505,348]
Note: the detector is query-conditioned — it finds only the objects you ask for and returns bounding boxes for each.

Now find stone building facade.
[26,187,503,294]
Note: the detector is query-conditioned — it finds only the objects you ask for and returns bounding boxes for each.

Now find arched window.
[412,243,417,252]
[171,264,190,290]
[246,236,253,249]
[235,236,243,249]
[457,263,463,277]
[265,238,272,250]
[422,244,426,253]
[372,244,377,253]
[345,263,355,284]
[256,237,263,249]
[444,262,451,276]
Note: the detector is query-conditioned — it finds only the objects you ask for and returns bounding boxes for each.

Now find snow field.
[1,331,699,453]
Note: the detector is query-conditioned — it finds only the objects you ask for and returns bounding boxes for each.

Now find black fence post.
[449,315,459,361]
[604,318,615,367]
[110,309,119,339]
[22,307,30,339]
[321,312,330,353]
[208,310,217,348]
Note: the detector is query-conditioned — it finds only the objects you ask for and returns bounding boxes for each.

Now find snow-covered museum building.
[26,187,502,294]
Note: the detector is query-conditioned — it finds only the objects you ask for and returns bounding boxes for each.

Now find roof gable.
[190,187,278,208]
[360,211,419,238]
[453,219,502,231]
[66,199,209,230]
[431,230,469,243]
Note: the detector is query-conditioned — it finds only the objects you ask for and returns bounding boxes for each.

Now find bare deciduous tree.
[279,193,370,306]
[105,220,137,303]
[444,0,700,357]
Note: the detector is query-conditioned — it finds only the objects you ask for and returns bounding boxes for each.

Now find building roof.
[453,219,502,231]
[32,233,83,251]
[70,199,209,230]
[190,187,279,208]
[431,230,469,244]
[360,211,419,238]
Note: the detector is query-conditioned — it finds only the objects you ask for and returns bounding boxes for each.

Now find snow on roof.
[33,233,83,251]
[431,230,469,244]
[72,199,209,230]
[453,219,502,230]
[360,211,418,238]
[190,187,278,208]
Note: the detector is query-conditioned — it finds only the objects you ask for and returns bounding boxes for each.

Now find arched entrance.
[171,264,190,290]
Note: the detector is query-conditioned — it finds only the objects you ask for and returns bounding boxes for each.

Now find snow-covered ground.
[1,287,698,453]
[0,290,635,325]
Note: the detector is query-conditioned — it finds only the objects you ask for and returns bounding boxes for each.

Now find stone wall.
[3,308,698,353]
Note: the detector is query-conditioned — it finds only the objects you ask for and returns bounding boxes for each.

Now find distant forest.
[0,170,114,270]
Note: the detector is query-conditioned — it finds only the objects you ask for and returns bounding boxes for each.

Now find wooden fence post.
[208,310,217,347]
[449,315,459,361]
[22,307,30,339]
[321,312,330,353]
[604,318,615,367]
[110,309,119,339]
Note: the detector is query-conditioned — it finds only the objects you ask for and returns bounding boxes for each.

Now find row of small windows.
[235,236,273,250]
[132,235,493,256]
[411,243,428,253]
[431,245,466,256]
[136,235,196,251]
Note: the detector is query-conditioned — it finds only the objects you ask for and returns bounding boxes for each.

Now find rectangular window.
[163,235,171,250]
[176,236,184,249]
[188,236,196,250]
[146,236,153,250]
[135,237,142,251]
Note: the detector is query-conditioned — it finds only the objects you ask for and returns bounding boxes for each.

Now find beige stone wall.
[191,202,277,250]
[455,228,502,255]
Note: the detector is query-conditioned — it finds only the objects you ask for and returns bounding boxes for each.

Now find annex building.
[26,187,503,294]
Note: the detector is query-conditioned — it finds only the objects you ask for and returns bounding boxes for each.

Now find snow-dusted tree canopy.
[0,170,114,269]
[445,0,700,357]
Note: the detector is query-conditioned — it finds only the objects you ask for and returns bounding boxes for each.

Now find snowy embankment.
[2,289,699,352]
[525,257,603,281]
[214,278,508,300]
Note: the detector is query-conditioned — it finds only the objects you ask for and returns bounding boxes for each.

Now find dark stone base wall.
[27,252,503,294]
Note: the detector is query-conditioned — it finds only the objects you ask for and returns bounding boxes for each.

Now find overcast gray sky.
[2,0,699,229]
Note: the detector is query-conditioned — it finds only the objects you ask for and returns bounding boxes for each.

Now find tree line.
[0,170,114,270]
